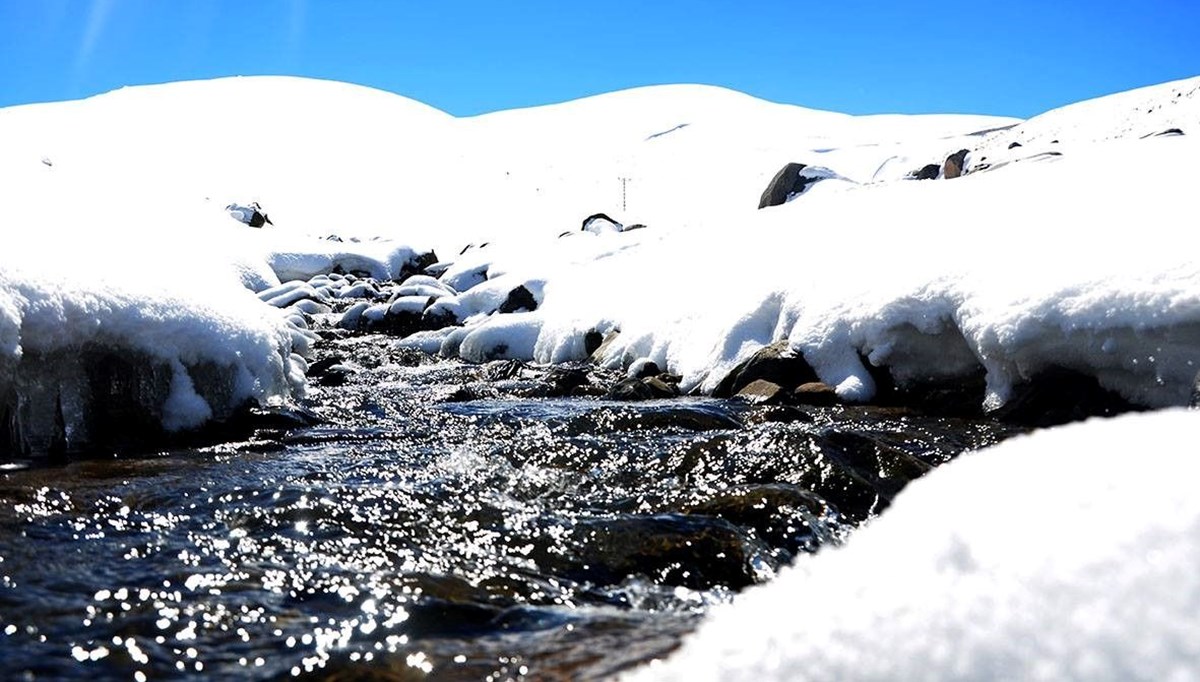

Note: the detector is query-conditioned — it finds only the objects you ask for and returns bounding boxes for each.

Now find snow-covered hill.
[1,74,1198,442]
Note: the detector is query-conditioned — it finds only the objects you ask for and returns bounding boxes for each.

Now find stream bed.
[0,335,1022,680]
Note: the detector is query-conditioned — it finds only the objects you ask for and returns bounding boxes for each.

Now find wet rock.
[792,381,840,406]
[627,358,661,379]
[669,426,931,523]
[713,341,819,398]
[560,514,766,590]
[735,379,787,405]
[943,149,970,179]
[684,483,841,556]
[543,364,592,396]
[606,376,679,401]
[483,359,526,381]
[743,405,814,425]
[991,367,1138,427]
[909,163,941,180]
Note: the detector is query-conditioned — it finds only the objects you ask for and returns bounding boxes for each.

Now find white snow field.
[1,74,1197,446]
[627,408,1200,682]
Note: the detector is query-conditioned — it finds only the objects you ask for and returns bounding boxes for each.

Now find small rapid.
[0,336,1021,680]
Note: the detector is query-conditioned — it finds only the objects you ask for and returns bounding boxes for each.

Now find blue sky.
[1,0,1197,118]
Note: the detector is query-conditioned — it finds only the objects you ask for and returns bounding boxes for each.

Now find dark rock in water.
[685,483,838,557]
[606,376,679,401]
[558,514,766,590]
[670,425,931,523]
[990,366,1138,427]
[943,149,970,179]
[793,382,840,406]
[744,405,814,425]
[629,359,662,380]
[499,284,538,313]
[483,359,526,381]
[544,364,591,396]
[910,163,941,180]
[713,341,819,398]
[758,162,807,208]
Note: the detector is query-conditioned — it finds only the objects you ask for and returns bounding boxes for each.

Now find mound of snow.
[629,409,1200,682]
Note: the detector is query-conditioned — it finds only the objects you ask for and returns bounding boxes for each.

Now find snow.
[626,409,1200,682]
[1,72,1198,448]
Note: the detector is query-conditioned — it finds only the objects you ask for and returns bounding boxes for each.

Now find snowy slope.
[1,74,1198,452]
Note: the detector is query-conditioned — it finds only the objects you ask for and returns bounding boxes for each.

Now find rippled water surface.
[0,338,1021,680]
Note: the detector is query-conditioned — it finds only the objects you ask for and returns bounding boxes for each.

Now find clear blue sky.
[1,0,1197,118]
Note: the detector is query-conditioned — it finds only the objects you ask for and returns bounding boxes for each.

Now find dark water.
[0,336,1020,680]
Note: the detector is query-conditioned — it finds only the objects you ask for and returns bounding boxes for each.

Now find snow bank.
[628,408,1200,682]
[447,77,1200,411]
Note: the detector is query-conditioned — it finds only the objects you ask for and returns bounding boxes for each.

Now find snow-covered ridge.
[1,74,1198,455]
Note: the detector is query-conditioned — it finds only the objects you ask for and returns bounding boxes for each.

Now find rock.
[498,284,538,313]
[589,330,622,362]
[582,212,622,233]
[713,341,819,398]
[735,379,787,405]
[744,405,814,425]
[1008,141,1023,149]
[441,264,488,294]
[685,483,838,556]
[990,366,1138,427]
[606,376,679,401]
[483,359,526,381]
[792,381,840,406]
[557,514,766,590]
[543,364,592,396]
[758,162,806,208]
[910,163,941,180]
[943,149,970,179]
[627,358,661,379]
[583,329,605,356]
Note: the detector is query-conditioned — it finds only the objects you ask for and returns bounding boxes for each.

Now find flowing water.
[0,335,1021,680]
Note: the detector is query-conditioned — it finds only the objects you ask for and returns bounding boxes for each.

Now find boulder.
[991,367,1138,427]
[606,376,679,401]
[735,379,787,405]
[792,381,840,406]
[758,162,807,208]
[713,341,819,398]
[498,284,538,313]
[582,212,622,233]
[910,164,941,180]
[943,149,970,179]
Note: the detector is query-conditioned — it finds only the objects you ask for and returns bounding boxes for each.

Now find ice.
[627,409,1200,682]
